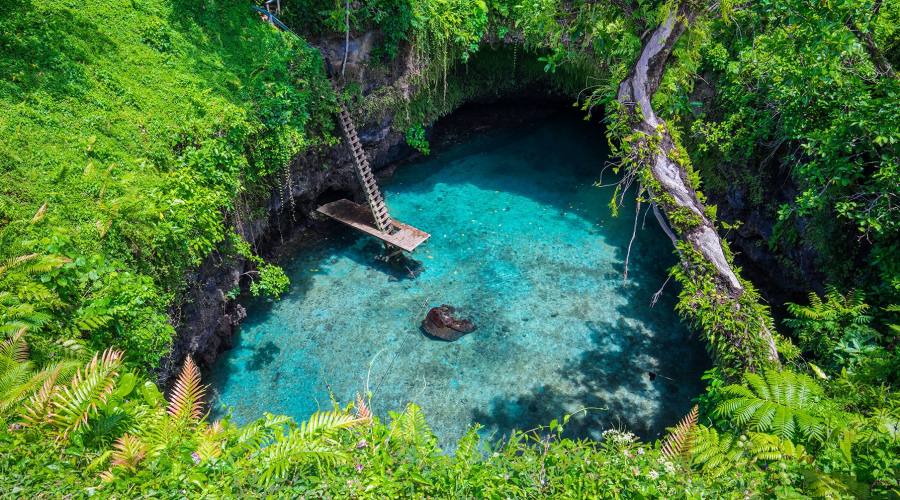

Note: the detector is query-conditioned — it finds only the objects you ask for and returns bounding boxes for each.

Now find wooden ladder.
[336,103,395,234]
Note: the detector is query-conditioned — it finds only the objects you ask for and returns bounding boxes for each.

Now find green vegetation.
[0,0,335,366]
[1,0,897,496]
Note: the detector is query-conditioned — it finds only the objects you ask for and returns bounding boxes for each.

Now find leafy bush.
[404,123,430,155]
[786,287,883,372]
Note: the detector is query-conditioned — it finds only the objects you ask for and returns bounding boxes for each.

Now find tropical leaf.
[101,434,149,482]
[257,435,345,484]
[389,403,435,449]
[195,420,225,462]
[0,253,69,277]
[232,412,292,455]
[691,425,748,478]
[0,328,29,362]
[4,360,79,421]
[715,369,829,442]
[255,410,363,484]
[298,409,365,439]
[355,393,372,422]
[662,405,698,460]
[166,355,206,422]
[47,349,123,439]
[691,425,809,478]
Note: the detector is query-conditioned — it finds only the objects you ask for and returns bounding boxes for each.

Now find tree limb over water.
[615,1,780,368]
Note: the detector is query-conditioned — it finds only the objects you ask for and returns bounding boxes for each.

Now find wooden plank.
[316,199,430,252]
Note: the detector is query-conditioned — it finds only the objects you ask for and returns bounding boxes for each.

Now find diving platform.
[317,199,430,252]
[315,97,429,253]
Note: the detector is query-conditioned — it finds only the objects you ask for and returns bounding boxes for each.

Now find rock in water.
[422,304,476,341]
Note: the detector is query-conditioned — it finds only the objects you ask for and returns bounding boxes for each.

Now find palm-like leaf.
[231,412,293,455]
[256,410,363,484]
[4,360,79,421]
[0,253,70,277]
[389,403,435,449]
[662,405,698,460]
[0,254,67,338]
[355,393,372,422]
[0,328,29,362]
[47,349,123,439]
[691,425,748,478]
[195,420,226,462]
[257,435,345,484]
[167,356,206,422]
[691,425,809,478]
[110,433,148,471]
[715,369,827,442]
[298,410,365,438]
[101,434,149,482]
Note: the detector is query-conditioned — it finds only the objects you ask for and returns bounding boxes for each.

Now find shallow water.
[209,111,710,448]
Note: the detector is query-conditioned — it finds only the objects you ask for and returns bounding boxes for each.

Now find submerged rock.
[422,305,476,341]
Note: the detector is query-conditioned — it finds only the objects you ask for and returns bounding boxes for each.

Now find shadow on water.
[471,266,709,442]
[246,341,281,372]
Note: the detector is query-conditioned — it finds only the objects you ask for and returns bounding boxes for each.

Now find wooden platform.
[316,199,430,252]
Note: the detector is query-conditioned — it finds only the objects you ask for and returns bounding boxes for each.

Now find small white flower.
[664,462,676,474]
[637,447,645,455]
[648,470,659,480]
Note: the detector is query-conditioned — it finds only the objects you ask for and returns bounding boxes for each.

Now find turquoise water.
[209,112,709,448]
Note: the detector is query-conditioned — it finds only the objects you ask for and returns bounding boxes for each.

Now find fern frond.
[110,433,148,470]
[715,369,827,442]
[0,328,29,362]
[101,434,149,482]
[22,368,62,426]
[0,361,34,419]
[256,431,347,484]
[389,403,434,448]
[69,314,112,335]
[232,413,292,455]
[0,254,69,277]
[195,420,225,462]
[166,356,206,423]
[662,405,698,460]
[0,254,39,277]
[2,360,78,419]
[355,393,372,422]
[30,203,48,224]
[299,410,367,439]
[690,425,748,478]
[47,349,123,440]
[801,469,850,497]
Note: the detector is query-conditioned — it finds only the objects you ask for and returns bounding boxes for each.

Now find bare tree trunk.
[616,3,780,364]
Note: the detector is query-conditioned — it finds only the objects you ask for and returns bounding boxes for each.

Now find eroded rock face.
[422,305,476,341]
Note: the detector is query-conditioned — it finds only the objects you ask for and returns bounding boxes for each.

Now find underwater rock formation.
[422,305,476,341]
